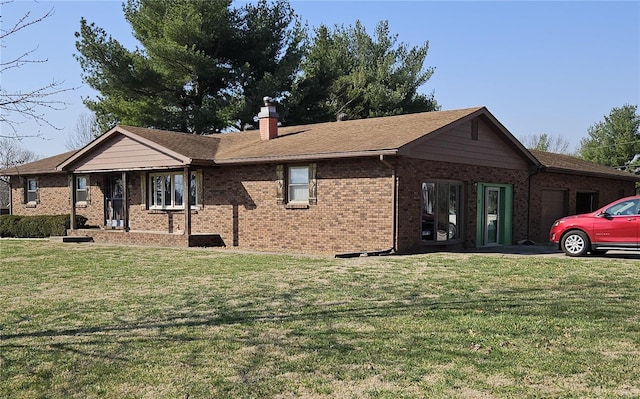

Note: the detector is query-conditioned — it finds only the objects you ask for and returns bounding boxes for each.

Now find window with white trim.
[76,175,88,204]
[149,171,199,210]
[288,166,309,203]
[26,178,38,204]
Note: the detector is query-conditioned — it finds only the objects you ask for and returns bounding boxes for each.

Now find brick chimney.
[258,96,278,140]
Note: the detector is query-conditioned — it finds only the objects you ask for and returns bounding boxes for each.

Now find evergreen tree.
[579,105,640,172]
[75,0,304,134]
[283,20,438,125]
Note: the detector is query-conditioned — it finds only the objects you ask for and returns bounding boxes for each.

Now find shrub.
[0,215,87,238]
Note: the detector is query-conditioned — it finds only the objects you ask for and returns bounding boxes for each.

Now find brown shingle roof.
[57,107,490,170]
[212,107,486,163]
[0,150,78,176]
[117,126,219,162]
[18,108,631,183]
[121,108,490,164]
[530,149,640,181]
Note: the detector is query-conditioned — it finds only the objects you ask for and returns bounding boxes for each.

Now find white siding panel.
[73,135,184,172]
[402,119,529,170]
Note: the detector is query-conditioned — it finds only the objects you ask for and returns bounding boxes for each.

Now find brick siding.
[9,175,105,227]
[187,159,394,254]
[9,158,634,255]
[395,157,530,253]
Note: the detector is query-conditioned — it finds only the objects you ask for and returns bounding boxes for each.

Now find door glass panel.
[422,183,435,240]
[437,184,449,241]
[449,184,459,239]
[485,187,499,245]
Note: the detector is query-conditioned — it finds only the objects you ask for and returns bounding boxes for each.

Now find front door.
[105,174,124,228]
[476,183,513,247]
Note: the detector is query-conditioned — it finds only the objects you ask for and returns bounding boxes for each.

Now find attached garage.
[529,150,639,244]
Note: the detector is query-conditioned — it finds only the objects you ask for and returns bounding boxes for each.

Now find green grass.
[1,240,639,398]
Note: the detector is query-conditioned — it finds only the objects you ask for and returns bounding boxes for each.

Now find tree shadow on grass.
[2,285,637,398]
[1,285,634,343]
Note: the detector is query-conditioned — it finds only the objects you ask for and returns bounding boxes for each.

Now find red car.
[549,195,640,256]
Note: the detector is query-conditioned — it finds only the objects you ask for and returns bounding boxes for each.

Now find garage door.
[541,189,568,241]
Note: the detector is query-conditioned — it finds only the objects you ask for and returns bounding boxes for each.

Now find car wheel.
[560,230,590,257]
[447,224,457,239]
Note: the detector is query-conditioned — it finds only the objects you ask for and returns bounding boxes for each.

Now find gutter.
[214,149,398,165]
[542,166,640,182]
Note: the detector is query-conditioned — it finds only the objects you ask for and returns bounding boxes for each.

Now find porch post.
[122,172,129,231]
[183,166,191,236]
[70,174,77,230]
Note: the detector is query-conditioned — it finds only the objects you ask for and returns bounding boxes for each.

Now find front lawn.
[1,241,638,398]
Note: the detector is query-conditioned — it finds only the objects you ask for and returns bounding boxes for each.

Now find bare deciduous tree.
[0,1,75,139]
[65,112,102,149]
[0,137,39,168]
[0,137,40,209]
[521,133,572,154]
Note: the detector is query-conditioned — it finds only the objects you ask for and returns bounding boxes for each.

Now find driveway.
[471,243,640,259]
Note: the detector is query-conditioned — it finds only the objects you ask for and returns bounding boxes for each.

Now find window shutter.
[86,176,91,205]
[35,178,40,204]
[140,172,147,207]
[22,178,27,204]
[276,164,284,205]
[68,175,73,205]
[309,163,317,205]
[196,170,203,208]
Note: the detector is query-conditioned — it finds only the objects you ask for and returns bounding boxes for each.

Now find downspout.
[379,154,397,253]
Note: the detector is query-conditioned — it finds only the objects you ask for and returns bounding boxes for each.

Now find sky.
[1,0,639,158]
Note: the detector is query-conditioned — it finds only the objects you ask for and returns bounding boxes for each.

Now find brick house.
[2,104,638,254]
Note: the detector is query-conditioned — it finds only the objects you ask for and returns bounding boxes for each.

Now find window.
[26,178,38,204]
[276,164,317,206]
[76,176,88,204]
[149,171,199,209]
[422,181,462,242]
[576,192,598,214]
[288,166,309,203]
[605,199,640,216]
